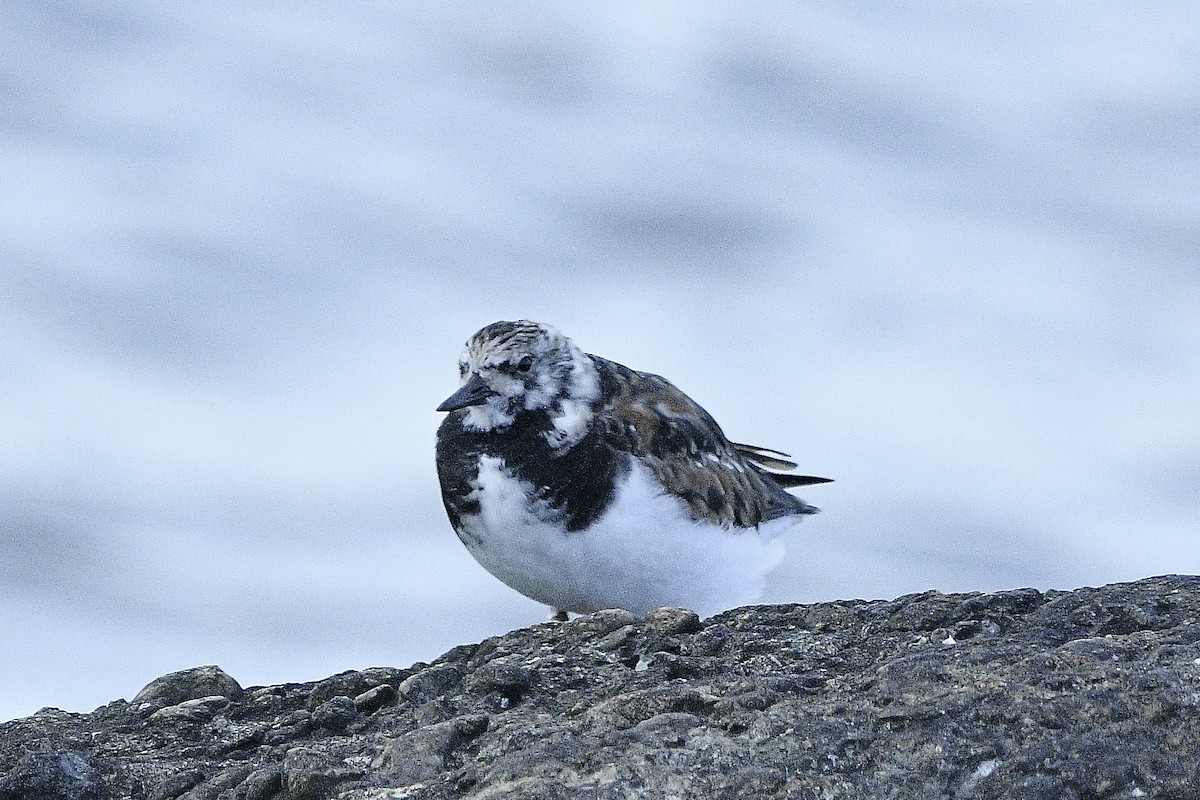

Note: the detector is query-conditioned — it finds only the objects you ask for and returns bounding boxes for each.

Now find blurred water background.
[2,2,1198,722]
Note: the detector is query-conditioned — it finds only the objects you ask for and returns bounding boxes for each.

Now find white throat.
[463,402,516,431]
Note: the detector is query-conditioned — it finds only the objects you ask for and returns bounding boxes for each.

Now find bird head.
[437,320,600,436]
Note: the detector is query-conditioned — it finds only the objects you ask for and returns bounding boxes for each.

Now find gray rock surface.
[3,575,1200,799]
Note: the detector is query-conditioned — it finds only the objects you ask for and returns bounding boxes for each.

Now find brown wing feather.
[593,357,821,528]
[732,443,798,471]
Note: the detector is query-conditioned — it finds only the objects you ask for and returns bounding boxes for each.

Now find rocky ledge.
[3,575,1200,800]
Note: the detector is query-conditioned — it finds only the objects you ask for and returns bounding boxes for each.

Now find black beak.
[436,374,493,412]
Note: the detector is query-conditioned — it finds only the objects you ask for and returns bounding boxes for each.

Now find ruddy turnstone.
[435,320,831,619]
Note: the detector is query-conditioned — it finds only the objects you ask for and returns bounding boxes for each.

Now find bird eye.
[516,356,533,373]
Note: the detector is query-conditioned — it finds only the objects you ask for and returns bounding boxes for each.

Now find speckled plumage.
[435,320,830,617]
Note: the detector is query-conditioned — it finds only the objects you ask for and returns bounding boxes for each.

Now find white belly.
[455,455,792,617]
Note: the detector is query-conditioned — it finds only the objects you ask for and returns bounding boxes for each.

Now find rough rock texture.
[3,575,1200,799]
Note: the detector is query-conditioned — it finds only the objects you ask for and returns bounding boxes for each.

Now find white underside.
[455,456,796,617]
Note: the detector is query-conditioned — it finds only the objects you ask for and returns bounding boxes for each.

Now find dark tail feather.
[733,442,832,487]
[772,474,834,488]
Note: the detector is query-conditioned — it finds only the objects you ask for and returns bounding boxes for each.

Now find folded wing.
[591,356,830,528]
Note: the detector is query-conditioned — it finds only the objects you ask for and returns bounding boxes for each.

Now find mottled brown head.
[437,320,600,438]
